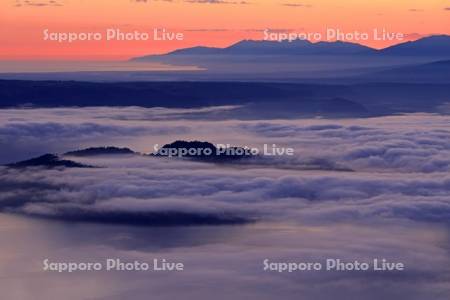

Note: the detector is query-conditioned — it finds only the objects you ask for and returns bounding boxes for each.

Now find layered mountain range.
[132,35,450,60]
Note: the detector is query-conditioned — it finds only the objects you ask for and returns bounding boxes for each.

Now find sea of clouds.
[0,107,450,299]
[0,106,449,225]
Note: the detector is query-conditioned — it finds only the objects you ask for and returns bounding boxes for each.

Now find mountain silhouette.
[65,146,135,157]
[5,141,256,169]
[6,154,93,169]
[224,39,375,55]
[132,35,450,61]
[379,35,450,56]
[152,140,255,162]
[133,39,374,61]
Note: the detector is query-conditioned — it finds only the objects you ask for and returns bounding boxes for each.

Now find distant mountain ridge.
[133,39,375,60]
[132,35,450,60]
[6,154,93,169]
[380,35,450,56]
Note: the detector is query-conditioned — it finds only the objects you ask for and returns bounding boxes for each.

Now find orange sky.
[0,0,449,60]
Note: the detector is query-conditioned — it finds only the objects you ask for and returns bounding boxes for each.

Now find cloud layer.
[1,107,450,299]
[1,107,449,226]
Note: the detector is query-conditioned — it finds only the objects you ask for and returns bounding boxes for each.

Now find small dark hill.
[6,154,93,169]
[152,140,255,162]
[65,146,135,157]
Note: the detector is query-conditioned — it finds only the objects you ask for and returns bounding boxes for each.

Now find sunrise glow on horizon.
[1,0,449,60]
